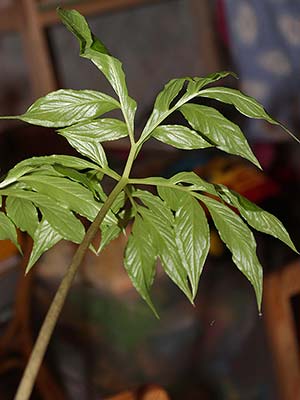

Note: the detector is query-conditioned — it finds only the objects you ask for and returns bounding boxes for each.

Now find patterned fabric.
[223,0,300,142]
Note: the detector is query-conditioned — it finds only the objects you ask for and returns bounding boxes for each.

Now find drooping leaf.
[26,219,62,273]
[0,211,21,252]
[0,188,85,243]
[6,197,38,238]
[39,203,85,244]
[216,185,298,253]
[124,214,158,316]
[198,194,263,309]
[134,190,192,301]
[180,104,261,168]
[158,187,210,298]
[198,86,300,143]
[152,124,212,150]
[18,174,102,222]
[18,89,120,128]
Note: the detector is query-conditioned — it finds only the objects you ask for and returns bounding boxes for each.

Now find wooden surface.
[263,259,300,400]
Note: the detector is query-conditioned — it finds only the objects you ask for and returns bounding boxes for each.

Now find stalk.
[14,176,129,400]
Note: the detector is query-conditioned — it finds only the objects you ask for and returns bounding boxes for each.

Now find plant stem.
[14,176,128,400]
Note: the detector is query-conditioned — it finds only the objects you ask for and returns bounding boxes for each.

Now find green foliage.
[0,7,298,317]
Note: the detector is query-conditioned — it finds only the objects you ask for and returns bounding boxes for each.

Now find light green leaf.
[152,125,212,150]
[6,197,38,238]
[0,155,99,189]
[19,89,119,128]
[180,104,261,168]
[26,219,62,273]
[39,203,84,244]
[141,78,185,139]
[0,211,21,252]
[18,174,102,222]
[157,185,189,211]
[134,190,192,301]
[198,86,300,143]
[124,214,158,316]
[64,136,107,167]
[58,118,128,142]
[199,195,263,309]
[216,185,298,253]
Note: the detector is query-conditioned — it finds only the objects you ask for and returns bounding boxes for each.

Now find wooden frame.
[263,259,300,400]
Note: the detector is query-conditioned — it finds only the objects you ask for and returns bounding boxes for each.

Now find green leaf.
[152,125,212,150]
[0,211,21,252]
[84,48,137,133]
[0,155,99,189]
[169,171,218,195]
[199,195,263,309]
[180,104,261,168]
[98,223,121,253]
[19,89,119,128]
[141,78,186,139]
[58,9,136,134]
[124,214,158,316]
[58,118,128,142]
[216,185,298,253]
[64,136,107,167]
[175,194,210,299]
[57,8,95,54]
[97,190,126,253]
[198,86,300,143]
[26,219,62,273]
[0,188,85,243]
[134,190,192,301]
[39,203,84,244]
[18,174,102,222]
[6,197,38,238]
[158,187,210,298]
[185,71,237,96]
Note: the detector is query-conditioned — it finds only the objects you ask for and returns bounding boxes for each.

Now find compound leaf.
[180,104,261,168]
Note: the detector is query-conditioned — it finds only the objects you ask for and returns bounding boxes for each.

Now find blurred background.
[0,0,300,399]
